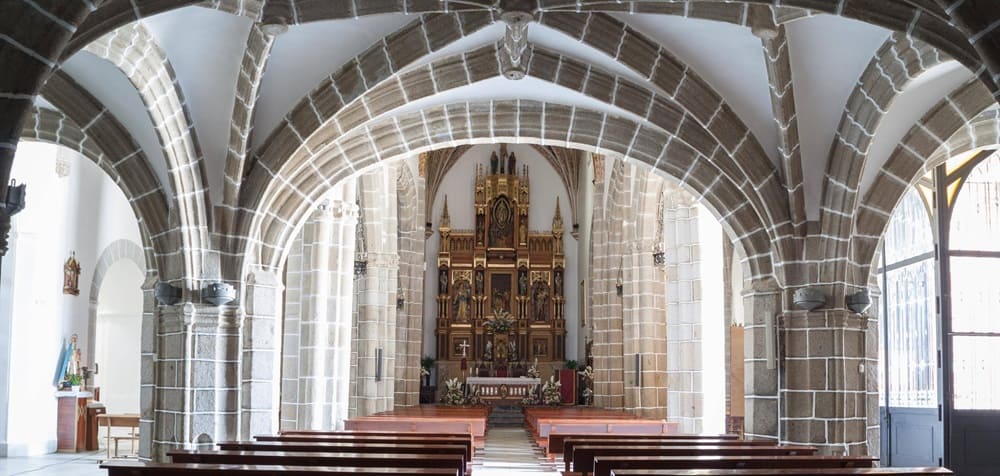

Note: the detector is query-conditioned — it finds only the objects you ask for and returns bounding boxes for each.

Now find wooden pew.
[547,433,739,455]
[606,468,952,476]
[560,438,774,463]
[343,418,485,447]
[169,450,465,475]
[570,444,819,474]
[592,455,878,476]
[102,460,460,475]
[534,419,676,445]
[253,434,473,460]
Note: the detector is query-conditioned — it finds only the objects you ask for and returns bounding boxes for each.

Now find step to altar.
[488,405,524,427]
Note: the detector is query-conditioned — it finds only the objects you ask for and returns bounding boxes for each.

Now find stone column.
[280,198,359,430]
[622,243,668,419]
[743,278,781,442]
[663,193,704,432]
[590,161,626,410]
[779,308,870,454]
[394,171,426,407]
[138,274,158,460]
[151,301,243,461]
[355,252,399,415]
[240,269,282,441]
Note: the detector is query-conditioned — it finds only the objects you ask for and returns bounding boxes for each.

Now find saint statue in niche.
[532,281,550,322]
[518,270,528,296]
[554,269,563,296]
[476,213,485,245]
[453,280,471,321]
[63,252,81,296]
[508,341,518,362]
[507,152,517,175]
[483,340,493,361]
[475,269,484,295]
[439,269,449,294]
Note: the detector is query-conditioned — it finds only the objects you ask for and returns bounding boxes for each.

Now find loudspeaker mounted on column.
[154,281,182,305]
[202,281,236,306]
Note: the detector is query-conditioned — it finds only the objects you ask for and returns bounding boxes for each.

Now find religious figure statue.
[507,152,517,175]
[508,341,517,362]
[554,269,563,296]
[483,340,493,361]
[518,270,528,296]
[63,252,81,296]
[475,270,484,295]
[439,269,449,294]
[476,213,485,245]
[453,280,471,321]
[496,339,507,362]
[532,282,550,321]
[490,151,499,174]
[491,287,510,313]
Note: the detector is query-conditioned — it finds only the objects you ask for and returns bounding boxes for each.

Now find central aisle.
[472,427,559,476]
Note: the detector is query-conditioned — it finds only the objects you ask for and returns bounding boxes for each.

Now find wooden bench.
[253,434,474,460]
[101,460,460,475]
[591,455,878,476]
[570,444,819,474]
[168,450,465,475]
[343,418,485,447]
[606,468,952,476]
[561,438,775,464]
[547,433,739,455]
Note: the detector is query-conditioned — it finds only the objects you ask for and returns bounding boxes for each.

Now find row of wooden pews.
[102,430,473,475]
[556,434,951,476]
[528,407,950,476]
[345,405,490,448]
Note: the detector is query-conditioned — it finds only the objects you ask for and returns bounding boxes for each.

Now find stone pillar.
[296,204,336,429]
[394,171,426,407]
[355,252,399,415]
[779,308,870,454]
[280,198,358,430]
[591,161,626,410]
[663,193,704,432]
[151,301,242,461]
[138,274,158,460]
[743,278,781,442]
[240,269,282,441]
[622,244,668,419]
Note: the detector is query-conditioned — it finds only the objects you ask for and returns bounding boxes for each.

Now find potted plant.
[68,374,82,393]
[421,356,435,387]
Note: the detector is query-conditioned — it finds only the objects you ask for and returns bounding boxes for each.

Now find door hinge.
[937,350,942,368]
[936,296,941,314]
[938,404,942,421]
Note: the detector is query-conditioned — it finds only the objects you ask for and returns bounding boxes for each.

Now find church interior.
[1,1,1000,475]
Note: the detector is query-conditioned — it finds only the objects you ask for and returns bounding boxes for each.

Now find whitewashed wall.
[0,142,142,456]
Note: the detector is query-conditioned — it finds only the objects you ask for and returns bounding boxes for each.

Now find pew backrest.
[101,461,460,476]
[570,445,819,473]
[593,455,878,476]
[607,468,952,476]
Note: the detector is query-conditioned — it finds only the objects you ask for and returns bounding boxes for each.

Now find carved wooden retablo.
[435,145,566,378]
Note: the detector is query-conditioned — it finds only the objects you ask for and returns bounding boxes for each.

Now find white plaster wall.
[0,142,142,456]
[423,144,580,360]
[94,261,144,414]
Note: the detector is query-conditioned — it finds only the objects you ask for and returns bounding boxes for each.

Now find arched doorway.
[93,258,144,414]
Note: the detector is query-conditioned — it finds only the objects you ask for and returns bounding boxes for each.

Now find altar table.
[466,377,540,404]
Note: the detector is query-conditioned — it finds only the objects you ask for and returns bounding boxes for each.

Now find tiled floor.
[1,427,557,476]
[0,451,106,476]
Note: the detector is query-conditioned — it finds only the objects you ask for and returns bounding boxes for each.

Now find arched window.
[948,154,1000,410]
[880,188,937,408]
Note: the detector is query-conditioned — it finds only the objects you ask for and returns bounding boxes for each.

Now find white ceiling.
[254,13,417,145]
[59,52,173,202]
[613,13,778,166]
[785,14,891,220]
[860,61,973,198]
[144,6,253,206]
[51,5,976,227]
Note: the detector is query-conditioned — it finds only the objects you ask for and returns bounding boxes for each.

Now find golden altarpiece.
[435,146,566,381]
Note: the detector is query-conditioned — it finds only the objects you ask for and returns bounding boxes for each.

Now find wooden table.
[97,413,139,459]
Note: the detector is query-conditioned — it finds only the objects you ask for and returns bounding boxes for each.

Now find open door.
[878,188,942,467]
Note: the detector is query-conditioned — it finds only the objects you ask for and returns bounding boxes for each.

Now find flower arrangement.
[526,357,540,378]
[578,365,594,406]
[521,385,541,405]
[440,378,465,405]
[483,309,516,334]
[541,376,562,406]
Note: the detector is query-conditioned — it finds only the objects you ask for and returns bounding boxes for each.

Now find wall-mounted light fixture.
[792,286,825,311]
[155,281,183,305]
[846,290,871,314]
[202,281,236,306]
